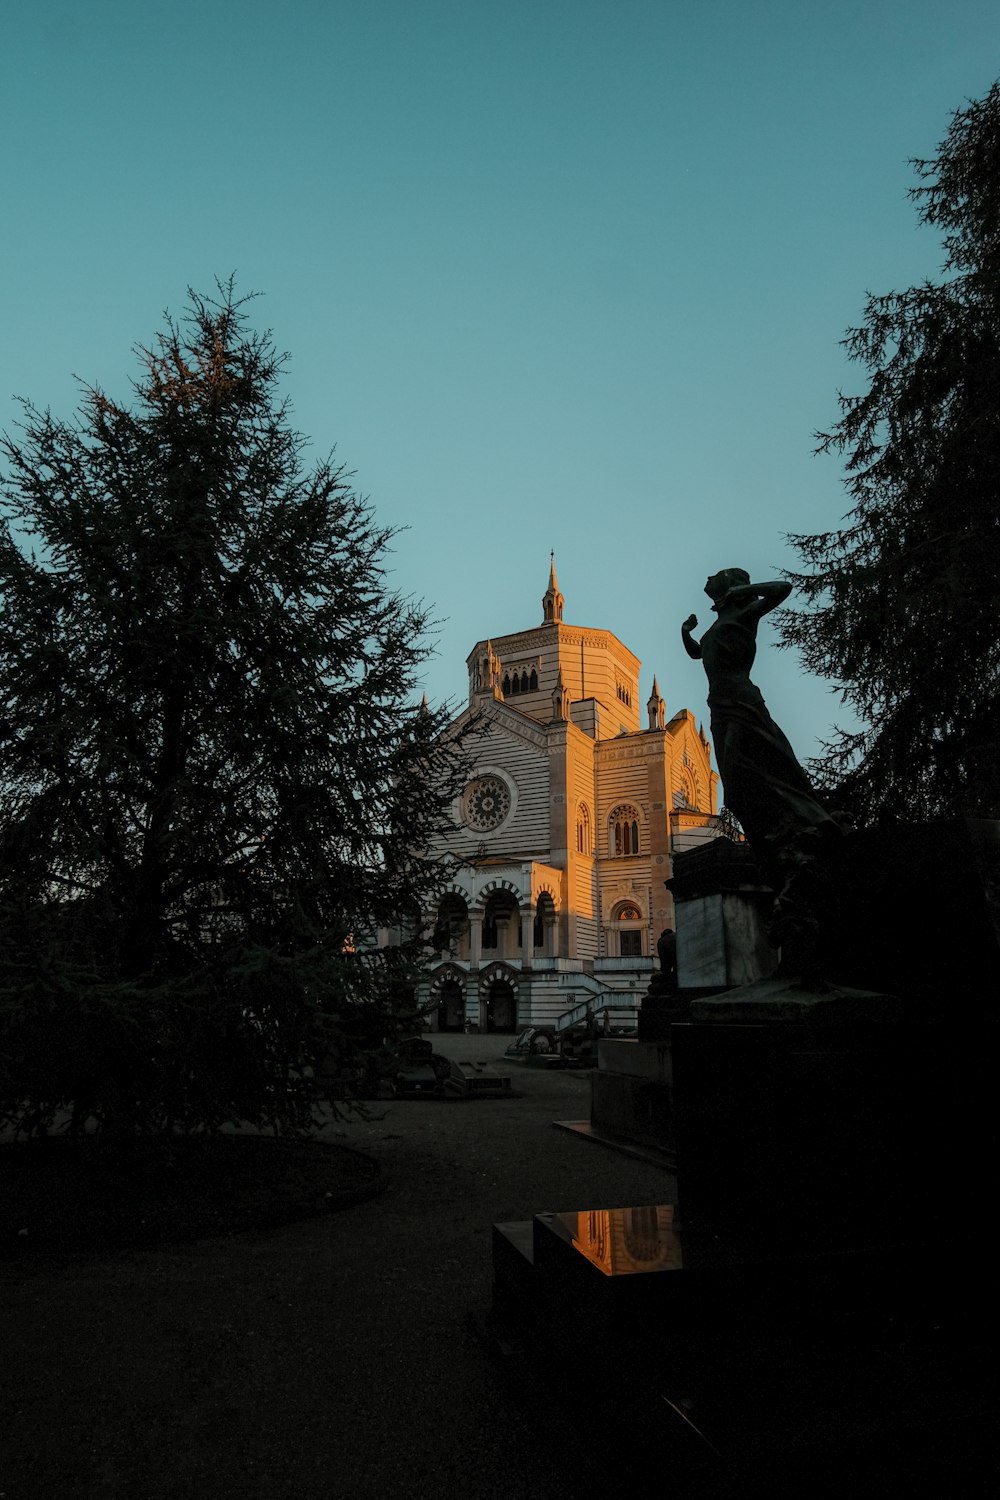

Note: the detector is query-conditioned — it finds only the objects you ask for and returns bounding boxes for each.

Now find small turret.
[469,642,503,705]
[485,641,502,700]
[542,553,564,624]
[647,674,665,730]
[551,665,570,721]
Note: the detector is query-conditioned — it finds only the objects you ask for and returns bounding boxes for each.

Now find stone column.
[520,908,534,964]
[545,915,557,958]
[469,911,483,969]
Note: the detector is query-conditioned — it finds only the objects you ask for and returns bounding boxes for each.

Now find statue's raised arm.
[716,579,792,622]
[680,613,702,659]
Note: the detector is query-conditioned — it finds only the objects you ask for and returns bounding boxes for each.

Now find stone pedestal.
[602,851,777,1151]
[489,821,997,1487]
[488,1192,980,1494]
[671,1016,917,1241]
[674,890,777,988]
[589,1037,675,1161]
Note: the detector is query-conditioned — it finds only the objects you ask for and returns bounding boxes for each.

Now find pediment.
[449,699,550,753]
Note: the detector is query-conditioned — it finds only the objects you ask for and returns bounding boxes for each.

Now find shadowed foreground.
[1,1038,672,1499]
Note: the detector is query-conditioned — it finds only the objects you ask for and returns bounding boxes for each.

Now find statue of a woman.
[682,568,841,959]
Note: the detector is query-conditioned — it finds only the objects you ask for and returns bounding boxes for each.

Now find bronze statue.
[682,569,842,966]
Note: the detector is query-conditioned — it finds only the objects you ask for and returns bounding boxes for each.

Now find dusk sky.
[3,1,998,779]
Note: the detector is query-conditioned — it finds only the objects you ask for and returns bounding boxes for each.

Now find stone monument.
[680,568,846,977]
[486,566,993,1491]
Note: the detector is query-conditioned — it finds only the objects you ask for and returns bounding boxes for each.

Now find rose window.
[463,776,511,831]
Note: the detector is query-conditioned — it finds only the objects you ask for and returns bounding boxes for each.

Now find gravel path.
[1,1037,676,1500]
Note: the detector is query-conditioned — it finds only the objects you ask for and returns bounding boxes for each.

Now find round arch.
[608,803,642,857]
[478,963,520,1033]
[610,899,645,958]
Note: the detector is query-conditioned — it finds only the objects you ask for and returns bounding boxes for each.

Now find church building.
[420,561,719,1033]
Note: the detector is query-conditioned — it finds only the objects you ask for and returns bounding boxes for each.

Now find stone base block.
[488,1201,982,1495]
[597,1036,671,1078]
[590,1037,675,1156]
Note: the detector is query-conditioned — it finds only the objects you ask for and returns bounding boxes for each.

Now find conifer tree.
[781,81,1000,822]
[0,283,465,1139]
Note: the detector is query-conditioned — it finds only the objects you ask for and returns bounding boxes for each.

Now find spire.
[647,673,665,730]
[485,640,502,700]
[542,551,564,624]
[551,665,570,721]
[470,642,503,705]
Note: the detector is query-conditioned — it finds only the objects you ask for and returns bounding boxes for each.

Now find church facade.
[418,562,719,1033]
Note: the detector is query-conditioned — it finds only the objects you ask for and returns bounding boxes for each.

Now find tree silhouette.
[782,81,1000,822]
[0,282,465,1140]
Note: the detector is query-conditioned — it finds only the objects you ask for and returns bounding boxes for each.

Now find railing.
[593,957,654,972]
[555,991,642,1032]
[528,957,591,972]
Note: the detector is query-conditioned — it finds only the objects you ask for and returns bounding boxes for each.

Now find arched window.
[529,668,538,691]
[434,893,469,958]
[502,673,510,695]
[520,670,529,692]
[609,804,641,857]
[576,802,592,855]
[533,892,555,952]
[483,890,519,955]
[673,766,698,810]
[510,673,520,694]
[613,901,644,958]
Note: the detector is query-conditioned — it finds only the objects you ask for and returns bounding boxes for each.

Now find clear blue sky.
[3,1,997,776]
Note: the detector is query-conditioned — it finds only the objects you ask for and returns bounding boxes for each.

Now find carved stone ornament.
[462,775,512,831]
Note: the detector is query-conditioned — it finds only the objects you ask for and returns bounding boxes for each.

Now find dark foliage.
[0,282,467,1140]
[781,81,1000,822]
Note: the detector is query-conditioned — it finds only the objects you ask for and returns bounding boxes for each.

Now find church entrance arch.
[486,980,517,1033]
[436,979,465,1032]
[479,963,520,1033]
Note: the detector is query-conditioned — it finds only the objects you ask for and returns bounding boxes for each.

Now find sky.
[3,0,998,778]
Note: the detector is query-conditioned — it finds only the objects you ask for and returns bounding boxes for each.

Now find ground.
[0,1033,675,1500]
